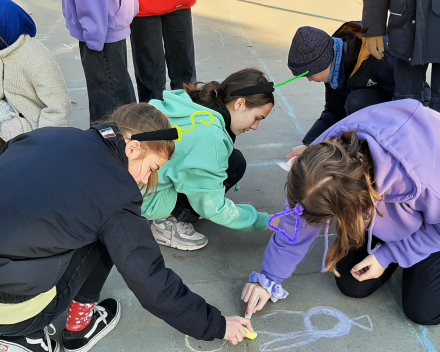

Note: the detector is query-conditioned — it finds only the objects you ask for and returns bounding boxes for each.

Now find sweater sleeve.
[73,0,109,51]
[374,222,440,269]
[100,195,226,341]
[176,167,269,232]
[261,201,322,284]
[361,0,390,37]
[31,49,71,129]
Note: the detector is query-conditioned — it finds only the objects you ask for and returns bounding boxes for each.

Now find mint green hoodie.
[141,90,269,231]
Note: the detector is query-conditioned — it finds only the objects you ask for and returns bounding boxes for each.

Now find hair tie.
[268,204,304,244]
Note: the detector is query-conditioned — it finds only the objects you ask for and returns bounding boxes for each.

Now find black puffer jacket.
[0,125,225,341]
[362,0,440,65]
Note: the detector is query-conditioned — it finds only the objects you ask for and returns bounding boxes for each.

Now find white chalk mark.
[256,307,373,351]
[185,335,227,352]
[195,28,225,64]
[56,43,78,55]
[230,14,305,137]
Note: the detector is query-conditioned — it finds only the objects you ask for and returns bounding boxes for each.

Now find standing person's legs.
[401,250,440,325]
[0,241,115,350]
[345,88,393,116]
[130,16,167,102]
[79,40,136,124]
[428,63,440,113]
[334,234,398,298]
[393,59,428,103]
[161,9,197,90]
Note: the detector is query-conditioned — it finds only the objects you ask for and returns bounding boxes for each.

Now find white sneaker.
[152,217,208,250]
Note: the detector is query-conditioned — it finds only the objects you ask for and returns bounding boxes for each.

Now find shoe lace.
[34,324,56,352]
[94,305,108,325]
[175,221,194,234]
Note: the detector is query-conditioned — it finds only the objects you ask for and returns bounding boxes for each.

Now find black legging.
[171,148,246,223]
[335,233,440,325]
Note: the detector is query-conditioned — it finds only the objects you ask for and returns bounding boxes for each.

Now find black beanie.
[288,26,335,77]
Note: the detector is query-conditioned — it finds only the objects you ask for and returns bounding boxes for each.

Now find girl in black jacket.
[0,103,252,352]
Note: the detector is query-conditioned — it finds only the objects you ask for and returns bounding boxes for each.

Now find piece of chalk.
[244,327,258,340]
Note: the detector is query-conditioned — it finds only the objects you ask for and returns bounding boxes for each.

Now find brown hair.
[286,131,383,276]
[101,103,175,195]
[184,68,275,109]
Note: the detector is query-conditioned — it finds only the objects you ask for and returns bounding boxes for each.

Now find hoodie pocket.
[113,0,137,29]
[389,0,407,16]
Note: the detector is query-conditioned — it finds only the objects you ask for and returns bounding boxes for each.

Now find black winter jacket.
[0,126,225,340]
[302,22,395,145]
[362,0,440,65]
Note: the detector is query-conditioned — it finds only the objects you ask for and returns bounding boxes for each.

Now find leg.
[161,9,197,89]
[429,63,440,113]
[79,40,136,124]
[0,241,113,336]
[335,234,398,298]
[130,16,167,102]
[224,149,246,192]
[402,250,440,325]
[345,88,392,116]
[393,59,428,103]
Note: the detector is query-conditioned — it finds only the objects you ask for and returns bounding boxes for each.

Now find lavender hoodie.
[62,0,139,51]
[259,99,440,290]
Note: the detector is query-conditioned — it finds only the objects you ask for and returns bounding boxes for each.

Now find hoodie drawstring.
[367,208,381,255]
[321,221,330,273]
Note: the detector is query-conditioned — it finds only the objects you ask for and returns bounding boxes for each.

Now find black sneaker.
[62,298,121,352]
[0,325,60,352]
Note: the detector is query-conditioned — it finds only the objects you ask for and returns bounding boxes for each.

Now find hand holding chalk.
[224,316,254,345]
[241,283,272,317]
[287,144,307,160]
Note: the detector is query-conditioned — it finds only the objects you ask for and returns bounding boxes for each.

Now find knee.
[403,302,440,325]
[335,274,373,299]
[345,92,364,116]
[228,149,246,181]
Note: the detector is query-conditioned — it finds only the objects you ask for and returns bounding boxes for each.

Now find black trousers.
[335,235,440,325]
[130,9,196,102]
[393,59,440,113]
[79,39,136,124]
[171,149,246,223]
[0,241,113,336]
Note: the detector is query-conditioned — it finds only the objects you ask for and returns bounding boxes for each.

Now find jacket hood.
[149,90,232,145]
[314,99,437,203]
[0,0,36,50]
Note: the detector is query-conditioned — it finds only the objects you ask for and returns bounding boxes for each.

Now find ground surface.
[15,0,439,351]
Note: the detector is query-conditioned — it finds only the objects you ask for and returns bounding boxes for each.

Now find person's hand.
[351,254,385,281]
[365,36,385,60]
[287,144,307,160]
[224,316,254,345]
[268,216,280,232]
[241,283,272,316]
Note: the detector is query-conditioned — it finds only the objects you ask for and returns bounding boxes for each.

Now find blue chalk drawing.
[256,306,373,351]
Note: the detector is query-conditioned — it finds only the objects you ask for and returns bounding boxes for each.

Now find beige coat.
[0,35,71,141]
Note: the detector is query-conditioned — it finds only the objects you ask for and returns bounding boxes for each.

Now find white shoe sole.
[0,340,60,352]
[153,232,208,251]
[64,301,121,352]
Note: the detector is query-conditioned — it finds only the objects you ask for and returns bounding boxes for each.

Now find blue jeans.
[0,241,113,337]
[130,9,197,102]
[393,59,440,113]
[79,39,136,124]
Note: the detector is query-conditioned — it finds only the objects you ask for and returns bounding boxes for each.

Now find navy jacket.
[0,126,225,340]
[302,22,395,145]
[362,0,440,65]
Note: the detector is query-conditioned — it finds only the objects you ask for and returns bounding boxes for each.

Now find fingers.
[255,295,270,313]
[246,293,259,316]
[229,337,238,345]
[241,283,252,303]
[240,317,254,333]
[377,37,385,53]
[351,256,371,272]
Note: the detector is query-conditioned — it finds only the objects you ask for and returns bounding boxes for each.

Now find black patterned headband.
[131,128,178,142]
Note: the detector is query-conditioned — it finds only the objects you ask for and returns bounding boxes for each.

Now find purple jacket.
[62,0,139,51]
[256,99,440,295]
